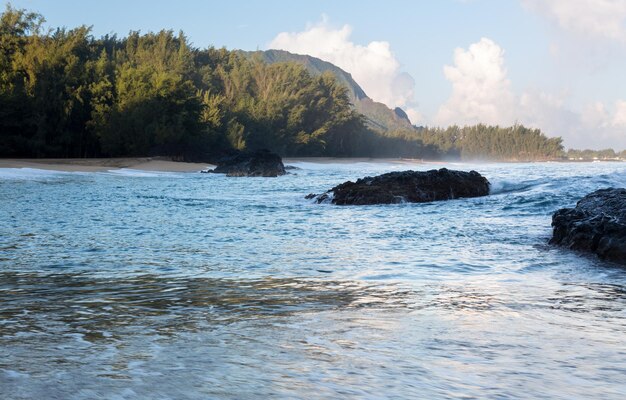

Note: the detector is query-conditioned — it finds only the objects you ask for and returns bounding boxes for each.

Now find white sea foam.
[103,168,185,178]
[0,168,82,181]
[284,159,488,174]
[0,167,189,180]
[285,161,413,172]
[489,179,536,195]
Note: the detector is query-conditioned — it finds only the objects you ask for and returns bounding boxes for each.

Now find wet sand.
[0,158,214,172]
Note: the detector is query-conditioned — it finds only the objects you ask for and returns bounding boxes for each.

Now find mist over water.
[1,161,626,399]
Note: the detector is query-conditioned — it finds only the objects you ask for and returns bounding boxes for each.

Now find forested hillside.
[0,6,569,161]
[241,49,415,132]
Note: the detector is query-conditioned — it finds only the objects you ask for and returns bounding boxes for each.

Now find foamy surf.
[0,168,85,181]
[103,169,186,178]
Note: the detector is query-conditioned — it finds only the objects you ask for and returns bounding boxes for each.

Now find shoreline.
[0,158,215,172]
[0,157,623,173]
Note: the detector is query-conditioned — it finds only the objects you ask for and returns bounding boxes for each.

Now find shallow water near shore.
[1,161,626,399]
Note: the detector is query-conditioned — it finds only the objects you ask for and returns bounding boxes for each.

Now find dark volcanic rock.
[209,149,286,177]
[308,168,490,205]
[550,188,626,264]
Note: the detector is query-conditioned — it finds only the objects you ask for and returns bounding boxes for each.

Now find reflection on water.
[0,272,413,339]
[2,271,626,399]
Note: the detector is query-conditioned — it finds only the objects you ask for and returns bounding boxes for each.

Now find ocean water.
[1,161,625,399]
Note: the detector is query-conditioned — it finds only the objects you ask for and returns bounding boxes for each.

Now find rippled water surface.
[1,161,626,399]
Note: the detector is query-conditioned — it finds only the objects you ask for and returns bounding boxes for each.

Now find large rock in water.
[550,188,626,264]
[307,168,490,205]
[210,149,286,177]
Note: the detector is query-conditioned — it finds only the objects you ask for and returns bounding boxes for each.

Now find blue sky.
[4,0,626,149]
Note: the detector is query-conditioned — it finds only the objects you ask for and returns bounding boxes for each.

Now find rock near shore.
[550,188,626,264]
[207,149,286,177]
[307,168,490,205]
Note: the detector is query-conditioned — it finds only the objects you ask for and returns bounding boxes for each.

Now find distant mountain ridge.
[240,49,415,133]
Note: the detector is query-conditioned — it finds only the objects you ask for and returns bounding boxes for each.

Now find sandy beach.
[0,157,214,172]
[1,157,615,173]
[0,157,427,173]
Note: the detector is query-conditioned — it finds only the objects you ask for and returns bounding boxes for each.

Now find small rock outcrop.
[307,168,490,205]
[550,188,626,264]
[207,149,286,177]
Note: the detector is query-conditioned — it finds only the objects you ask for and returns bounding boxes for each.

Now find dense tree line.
[566,149,626,160]
[411,124,565,161]
[0,6,372,159]
[0,6,577,161]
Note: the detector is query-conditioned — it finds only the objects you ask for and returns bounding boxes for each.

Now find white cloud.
[526,96,626,149]
[612,100,626,126]
[268,18,418,117]
[581,101,609,127]
[435,37,626,149]
[522,0,626,42]
[435,38,515,126]
[406,109,424,125]
[578,100,626,148]
[517,1,626,148]
[519,90,587,147]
